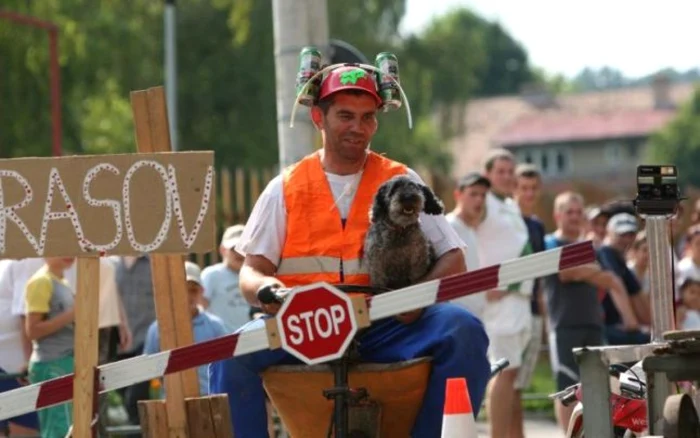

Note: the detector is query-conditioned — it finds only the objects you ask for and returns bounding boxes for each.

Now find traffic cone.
[441,377,477,438]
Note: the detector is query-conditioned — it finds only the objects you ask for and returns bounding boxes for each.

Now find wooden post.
[234,168,245,222]
[131,86,199,438]
[72,257,101,438]
[220,167,233,226]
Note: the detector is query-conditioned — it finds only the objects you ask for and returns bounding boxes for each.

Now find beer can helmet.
[318,66,382,106]
[290,47,413,130]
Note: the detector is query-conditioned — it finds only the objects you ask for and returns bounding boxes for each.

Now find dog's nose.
[399,193,418,203]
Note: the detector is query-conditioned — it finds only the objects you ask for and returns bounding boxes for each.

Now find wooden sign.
[0,151,215,258]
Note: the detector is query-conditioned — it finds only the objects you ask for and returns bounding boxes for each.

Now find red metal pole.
[48,28,62,157]
[0,10,62,157]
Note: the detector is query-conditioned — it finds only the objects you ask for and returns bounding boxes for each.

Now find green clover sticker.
[339,68,366,85]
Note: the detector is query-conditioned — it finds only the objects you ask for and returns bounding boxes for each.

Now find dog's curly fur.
[362,175,445,290]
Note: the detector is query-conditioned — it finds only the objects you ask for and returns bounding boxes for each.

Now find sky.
[400,0,699,79]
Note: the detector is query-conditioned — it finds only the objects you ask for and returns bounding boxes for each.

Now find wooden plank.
[131,86,199,438]
[249,169,261,207]
[139,400,169,438]
[185,397,216,438]
[220,167,232,225]
[234,168,245,222]
[208,395,234,438]
[72,257,101,438]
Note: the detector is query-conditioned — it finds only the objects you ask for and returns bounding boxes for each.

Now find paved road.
[477,416,563,438]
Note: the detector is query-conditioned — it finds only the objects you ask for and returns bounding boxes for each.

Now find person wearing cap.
[446,171,490,318]
[144,261,227,396]
[584,206,610,247]
[597,213,652,345]
[200,224,248,332]
[208,64,490,437]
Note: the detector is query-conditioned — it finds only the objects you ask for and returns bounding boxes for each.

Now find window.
[604,142,623,165]
[514,146,571,177]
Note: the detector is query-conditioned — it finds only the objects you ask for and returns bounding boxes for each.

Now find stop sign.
[276,282,358,365]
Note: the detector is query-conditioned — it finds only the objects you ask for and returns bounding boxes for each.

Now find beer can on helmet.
[296,46,323,106]
[375,52,402,111]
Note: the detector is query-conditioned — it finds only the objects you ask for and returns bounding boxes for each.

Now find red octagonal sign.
[276,282,358,365]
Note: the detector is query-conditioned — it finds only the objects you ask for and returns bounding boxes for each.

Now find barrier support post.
[131,86,199,438]
[72,257,101,438]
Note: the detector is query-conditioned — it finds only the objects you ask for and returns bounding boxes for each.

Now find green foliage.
[1,0,538,175]
[647,85,700,189]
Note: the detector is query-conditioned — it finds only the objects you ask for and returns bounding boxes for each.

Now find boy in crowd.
[446,171,490,318]
[201,224,249,332]
[24,257,77,438]
[543,192,638,432]
[477,149,532,438]
[144,261,228,396]
[511,163,547,434]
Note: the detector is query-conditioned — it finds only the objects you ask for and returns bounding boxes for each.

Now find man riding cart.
[208,56,491,437]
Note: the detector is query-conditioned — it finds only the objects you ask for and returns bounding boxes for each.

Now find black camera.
[633,165,681,216]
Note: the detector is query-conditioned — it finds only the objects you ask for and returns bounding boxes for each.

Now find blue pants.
[208,302,491,437]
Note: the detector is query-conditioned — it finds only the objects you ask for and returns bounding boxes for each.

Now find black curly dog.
[362,175,445,290]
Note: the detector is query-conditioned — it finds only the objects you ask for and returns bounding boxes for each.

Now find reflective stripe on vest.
[276,256,368,276]
[278,150,407,288]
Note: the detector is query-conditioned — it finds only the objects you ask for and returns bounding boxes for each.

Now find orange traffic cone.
[441,377,477,438]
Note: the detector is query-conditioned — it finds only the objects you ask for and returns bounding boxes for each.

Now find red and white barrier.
[0,240,594,421]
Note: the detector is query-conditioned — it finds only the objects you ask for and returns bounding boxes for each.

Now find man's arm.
[239,254,285,314]
[561,264,639,329]
[420,248,466,282]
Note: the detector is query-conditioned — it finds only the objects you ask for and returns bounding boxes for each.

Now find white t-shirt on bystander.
[445,212,486,319]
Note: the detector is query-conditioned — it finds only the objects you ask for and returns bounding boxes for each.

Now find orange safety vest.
[277,150,407,287]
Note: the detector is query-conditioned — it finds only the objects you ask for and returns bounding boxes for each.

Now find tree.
[646,85,700,189]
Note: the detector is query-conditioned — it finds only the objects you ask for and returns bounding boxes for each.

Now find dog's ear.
[421,184,444,215]
[370,182,391,222]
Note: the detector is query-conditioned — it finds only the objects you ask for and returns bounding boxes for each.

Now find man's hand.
[256,283,286,316]
[486,289,508,302]
[395,309,424,324]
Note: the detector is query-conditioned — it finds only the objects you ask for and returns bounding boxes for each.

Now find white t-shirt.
[445,212,486,318]
[0,259,25,373]
[475,192,532,336]
[236,167,465,270]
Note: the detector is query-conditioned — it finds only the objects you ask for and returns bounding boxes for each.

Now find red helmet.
[318,66,381,106]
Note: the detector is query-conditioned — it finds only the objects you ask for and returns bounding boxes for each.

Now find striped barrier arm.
[0,240,594,421]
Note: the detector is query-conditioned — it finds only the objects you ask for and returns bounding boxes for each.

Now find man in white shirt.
[477,148,532,438]
[208,65,490,437]
[446,171,490,318]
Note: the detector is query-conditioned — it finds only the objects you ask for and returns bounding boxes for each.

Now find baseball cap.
[318,66,382,106]
[457,172,491,190]
[586,206,605,221]
[184,261,202,287]
[607,213,638,234]
[221,224,245,250]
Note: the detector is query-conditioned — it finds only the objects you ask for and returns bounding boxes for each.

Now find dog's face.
[371,175,444,227]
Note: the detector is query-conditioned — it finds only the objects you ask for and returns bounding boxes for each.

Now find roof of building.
[448,81,697,178]
[495,109,677,147]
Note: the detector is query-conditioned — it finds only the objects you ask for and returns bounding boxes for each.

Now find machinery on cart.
[572,165,700,437]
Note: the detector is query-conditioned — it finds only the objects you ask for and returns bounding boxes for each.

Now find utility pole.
[164,0,178,150]
[272,0,330,170]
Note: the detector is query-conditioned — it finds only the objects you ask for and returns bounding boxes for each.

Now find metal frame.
[575,344,664,438]
[574,212,678,436]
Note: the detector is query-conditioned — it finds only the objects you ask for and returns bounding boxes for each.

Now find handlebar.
[257,283,393,306]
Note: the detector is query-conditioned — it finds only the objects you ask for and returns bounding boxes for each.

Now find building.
[449,75,697,194]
